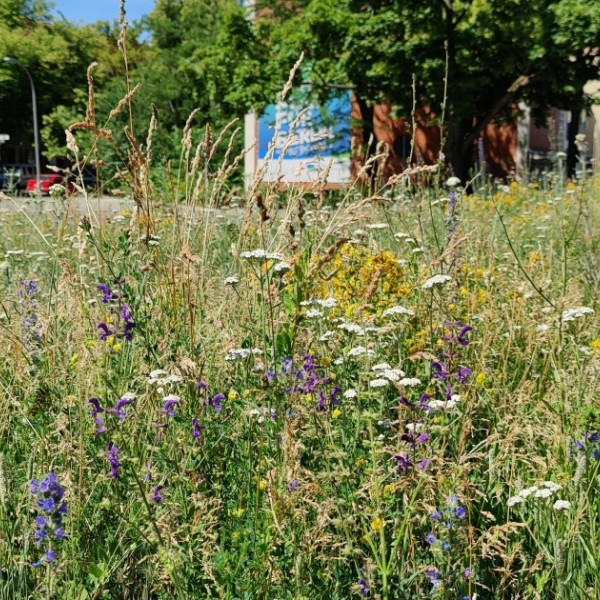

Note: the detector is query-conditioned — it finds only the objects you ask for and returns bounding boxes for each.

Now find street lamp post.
[3,56,41,190]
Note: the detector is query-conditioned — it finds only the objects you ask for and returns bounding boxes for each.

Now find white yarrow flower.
[348,346,367,357]
[422,274,453,289]
[224,276,240,286]
[534,488,554,499]
[562,307,594,321]
[507,495,524,507]
[273,261,291,273]
[366,223,389,230]
[344,389,357,399]
[553,500,571,511]
[398,377,421,387]
[379,368,406,382]
[369,378,389,388]
[239,249,284,261]
[225,348,263,361]
[519,486,539,499]
[381,305,415,318]
[540,481,562,493]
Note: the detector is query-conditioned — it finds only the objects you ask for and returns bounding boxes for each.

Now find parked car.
[25,173,75,196]
[0,163,37,191]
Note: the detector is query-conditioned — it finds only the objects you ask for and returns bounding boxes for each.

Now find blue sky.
[51,0,155,24]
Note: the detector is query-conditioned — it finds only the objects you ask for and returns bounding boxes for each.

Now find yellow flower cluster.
[313,244,412,318]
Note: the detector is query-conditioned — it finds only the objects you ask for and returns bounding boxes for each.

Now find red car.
[25,173,75,195]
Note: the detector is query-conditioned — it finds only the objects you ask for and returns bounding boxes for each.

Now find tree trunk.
[566,96,583,178]
[446,117,474,182]
[354,94,378,183]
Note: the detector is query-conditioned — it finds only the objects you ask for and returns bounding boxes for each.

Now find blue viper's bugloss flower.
[30,473,67,567]
[18,280,43,359]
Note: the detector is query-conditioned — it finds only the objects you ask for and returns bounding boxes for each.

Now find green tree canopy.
[251,0,600,179]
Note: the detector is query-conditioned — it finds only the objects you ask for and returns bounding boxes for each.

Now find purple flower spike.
[357,578,369,596]
[210,393,225,412]
[88,397,104,417]
[161,395,179,417]
[112,396,132,419]
[97,284,113,303]
[94,417,106,435]
[455,367,472,383]
[192,418,203,439]
[416,433,430,444]
[425,568,443,587]
[417,458,433,471]
[107,442,121,478]
[152,485,164,503]
[287,479,299,492]
[458,325,472,346]
[97,322,112,340]
[432,361,449,382]
[44,549,56,563]
[394,454,411,472]
[453,505,467,519]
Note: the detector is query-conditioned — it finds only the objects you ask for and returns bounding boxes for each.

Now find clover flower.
[30,473,68,567]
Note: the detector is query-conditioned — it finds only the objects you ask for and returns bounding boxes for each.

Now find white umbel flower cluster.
[422,274,453,289]
[239,249,284,261]
[381,305,415,318]
[562,306,594,321]
[225,348,263,361]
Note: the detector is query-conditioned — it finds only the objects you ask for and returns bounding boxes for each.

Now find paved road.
[0,192,142,221]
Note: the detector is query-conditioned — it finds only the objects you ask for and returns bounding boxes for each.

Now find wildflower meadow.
[1,64,600,600]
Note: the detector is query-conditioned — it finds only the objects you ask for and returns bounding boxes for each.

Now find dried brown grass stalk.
[278,51,304,102]
[308,237,350,280]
